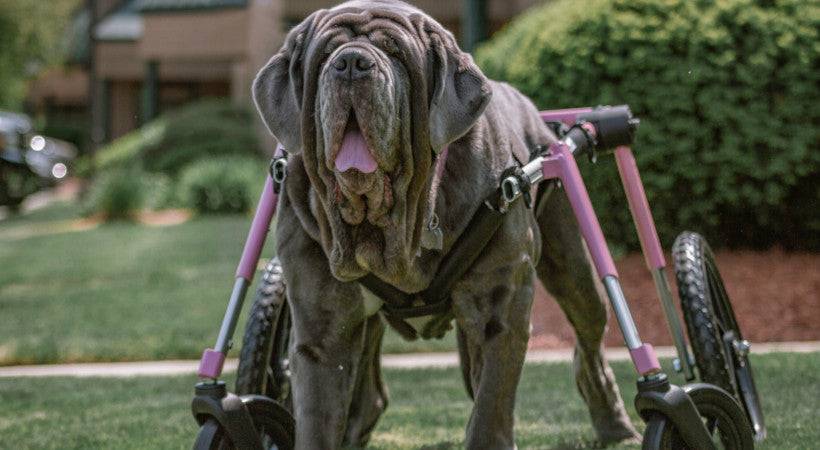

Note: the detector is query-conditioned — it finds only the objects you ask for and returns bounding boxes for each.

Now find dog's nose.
[332,50,374,80]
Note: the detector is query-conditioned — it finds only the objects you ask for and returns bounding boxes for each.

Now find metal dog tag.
[421,214,443,250]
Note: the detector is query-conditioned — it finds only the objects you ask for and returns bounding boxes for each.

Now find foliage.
[139,98,265,174]
[177,156,265,214]
[474,0,819,250]
[0,0,81,109]
[85,98,267,217]
[82,169,171,219]
[93,117,168,172]
[82,169,143,219]
[93,98,263,175]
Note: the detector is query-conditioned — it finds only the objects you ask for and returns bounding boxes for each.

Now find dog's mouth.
[335,116,378,173]
[328,110,394,227]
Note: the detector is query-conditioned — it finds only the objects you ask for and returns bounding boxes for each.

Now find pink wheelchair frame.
[192,105,761,449]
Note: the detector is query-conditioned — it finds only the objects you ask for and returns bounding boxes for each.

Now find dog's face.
[254,0,490,283]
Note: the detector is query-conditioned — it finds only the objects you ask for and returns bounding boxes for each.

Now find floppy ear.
[253,18,313,154]
[427,33,492,153]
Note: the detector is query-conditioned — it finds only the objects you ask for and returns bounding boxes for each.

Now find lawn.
[0,353,817,448]
[0,200,453,366]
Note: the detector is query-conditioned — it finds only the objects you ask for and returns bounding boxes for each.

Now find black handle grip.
[576,105,640,151]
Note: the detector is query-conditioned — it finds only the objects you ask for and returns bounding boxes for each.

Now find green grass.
[0,353,817,448]
[0,200,450,365]
[0,202,265,364]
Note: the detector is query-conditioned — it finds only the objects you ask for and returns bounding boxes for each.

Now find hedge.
[139,98,265,174]
[93,98,265,175]
[86,98,269,219]
[82,169,171,220]
[177,156,265,214]
[474,0,819,250]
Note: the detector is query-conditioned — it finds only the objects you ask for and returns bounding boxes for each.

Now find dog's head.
[254,0,491,282]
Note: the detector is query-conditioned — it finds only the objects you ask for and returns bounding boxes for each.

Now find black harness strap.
[359,191,509,323]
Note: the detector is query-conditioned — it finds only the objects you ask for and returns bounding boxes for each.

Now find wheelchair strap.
[360,189,510,333]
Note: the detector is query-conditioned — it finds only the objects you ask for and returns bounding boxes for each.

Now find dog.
[253,0,640,447]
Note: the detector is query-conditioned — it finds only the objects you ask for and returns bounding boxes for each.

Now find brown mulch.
[529,249,820,349]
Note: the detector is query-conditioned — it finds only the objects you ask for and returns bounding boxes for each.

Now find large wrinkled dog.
[253,0,639,447]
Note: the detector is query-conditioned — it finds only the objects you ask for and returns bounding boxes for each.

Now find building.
[26,0,545,148]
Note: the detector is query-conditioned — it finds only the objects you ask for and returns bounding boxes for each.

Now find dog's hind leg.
[343,314,389,447]
[454,268,533,450]
[535,191,641,445]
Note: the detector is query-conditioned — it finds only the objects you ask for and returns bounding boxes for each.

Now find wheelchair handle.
[576,104,640,153]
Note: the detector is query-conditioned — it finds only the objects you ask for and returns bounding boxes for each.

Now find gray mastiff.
[253,0,640,447]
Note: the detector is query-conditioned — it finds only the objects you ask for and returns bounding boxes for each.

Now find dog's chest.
[359,284,435,335]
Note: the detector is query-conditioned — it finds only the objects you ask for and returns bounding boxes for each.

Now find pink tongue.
[335,127,378,173]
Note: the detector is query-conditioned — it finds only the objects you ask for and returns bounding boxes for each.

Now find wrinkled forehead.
[318,0,430,45]
[330,0,423,17]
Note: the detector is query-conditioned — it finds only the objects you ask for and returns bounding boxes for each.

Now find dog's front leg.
[286,269,367,449]
[453,262,536,450]
[276,216,368,449]
[289,327,361,446]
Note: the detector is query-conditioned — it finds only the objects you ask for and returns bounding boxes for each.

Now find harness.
[270,142,555,340]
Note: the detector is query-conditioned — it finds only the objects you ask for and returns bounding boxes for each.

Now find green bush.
[85,98,268,218]
[93,118,168,173]
[475,0,819,250]
[177,156,265,214]
[92,98,264,176]
[140,98,264,175]
[82,170,153,220]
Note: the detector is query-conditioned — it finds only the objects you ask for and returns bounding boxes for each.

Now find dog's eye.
[371,31,401,57]
[383,38,400,55]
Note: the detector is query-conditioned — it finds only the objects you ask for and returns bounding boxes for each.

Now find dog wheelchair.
[191,105,765,449]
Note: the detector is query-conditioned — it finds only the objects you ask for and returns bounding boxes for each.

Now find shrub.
[82,170,142,220]
[92,98,264,176]
[474,0,819,250]
[177,156,266,214]
[93,118,168,172]
[141,171,175,211]
[82,169,173,220]
[140,98,265,175]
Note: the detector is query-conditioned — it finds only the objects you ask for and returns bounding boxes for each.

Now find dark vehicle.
[0,111,76,209]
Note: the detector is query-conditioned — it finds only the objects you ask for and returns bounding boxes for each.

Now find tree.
[0,0,82,110]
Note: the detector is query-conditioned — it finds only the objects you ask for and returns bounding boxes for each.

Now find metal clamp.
[270,156,288,193]
[501,158,545,205]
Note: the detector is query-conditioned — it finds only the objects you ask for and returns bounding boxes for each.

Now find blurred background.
[8,0,522,151]
[1,0,543,218]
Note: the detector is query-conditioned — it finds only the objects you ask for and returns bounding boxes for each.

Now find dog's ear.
[427,32,492,153]
[253,16,315,154]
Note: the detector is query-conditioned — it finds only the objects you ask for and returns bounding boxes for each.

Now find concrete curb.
[1,341,818,378]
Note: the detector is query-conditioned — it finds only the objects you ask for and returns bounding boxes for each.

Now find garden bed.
[530,249,820,349]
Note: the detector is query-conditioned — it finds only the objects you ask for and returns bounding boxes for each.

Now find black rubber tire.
[235,258,293,411]
[193,399,295,450]
[642,384,754,449]
[672,231,765,441]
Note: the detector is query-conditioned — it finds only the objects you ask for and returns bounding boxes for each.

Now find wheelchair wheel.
[672,232,765,441]
[236,258,293,411]
[193,398,295,449]
[642,383,753,449]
